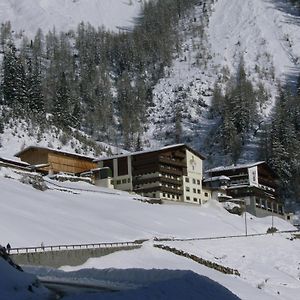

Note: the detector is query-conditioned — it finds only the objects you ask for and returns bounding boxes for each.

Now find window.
[186,196,190,201]
[186,187,190,192]
[204,192,209,197]
[185,177,189,183]
[192,179,196,184]
[172,195,175,199]
[128,178,131,183]
[197,180,200,185]
[153,193,156,198]
[122,179,127,184]
[193,188,196,193]
[117,180,121,185]
[163,193,166,197]
[168,194,170,198]
[193,198,198,202]
[197,189,201,194]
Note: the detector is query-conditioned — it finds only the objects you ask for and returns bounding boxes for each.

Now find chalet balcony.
[258,177,277,190]
[158,165,183,176]
[134,185,183,195]
[229,180,249,186]
[173,151,186,159]
[158,156,186,168]
[133,165,159,176]
[133,176,182,186]
[258,183,276,193]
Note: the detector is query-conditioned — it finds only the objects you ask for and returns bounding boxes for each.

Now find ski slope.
[0,0,144,37]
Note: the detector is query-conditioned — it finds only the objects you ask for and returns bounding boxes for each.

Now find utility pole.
[271,202,274,235]
[244,211,248,236]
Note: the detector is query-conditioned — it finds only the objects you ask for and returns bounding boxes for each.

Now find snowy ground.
[0,167,299,299]
[208,0,300,102]
[0,0,144,37]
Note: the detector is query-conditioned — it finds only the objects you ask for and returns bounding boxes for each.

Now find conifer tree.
[2,45,18,107]
[52,72,72,128]
[26,59,45,117]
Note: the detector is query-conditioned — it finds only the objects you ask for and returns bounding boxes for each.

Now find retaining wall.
[11,245,141,268]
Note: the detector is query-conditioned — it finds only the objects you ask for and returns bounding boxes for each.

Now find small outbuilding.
[15,146,97,175]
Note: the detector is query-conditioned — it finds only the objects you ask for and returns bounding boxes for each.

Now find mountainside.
[0,0,144,37]
[0,0,299,208]
[148,0,300,156]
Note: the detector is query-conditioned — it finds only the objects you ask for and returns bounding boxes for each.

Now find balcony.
[159,165,183,176]
[173,151,186,159]
[159,156,186,168]
[229,180,249,186]
[133,175,182,186]
[134,185,183,195]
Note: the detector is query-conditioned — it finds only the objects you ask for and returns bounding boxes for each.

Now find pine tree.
[26,59,45,117]
[52,72,72,128]
[2,45,18,106]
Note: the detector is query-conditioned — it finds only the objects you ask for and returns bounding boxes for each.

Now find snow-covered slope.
[147,0,300,153]
[0,167,299,299]
[0,118,117,160]
[208,0,300,96]
[0,168,294,247]
[0,0,144,37]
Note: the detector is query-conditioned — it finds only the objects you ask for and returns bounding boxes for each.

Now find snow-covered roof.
[95,144,206,162]
[206,161,266,173]
[203,175,231,182]
[14,146,96,161]
[0,157,30,167]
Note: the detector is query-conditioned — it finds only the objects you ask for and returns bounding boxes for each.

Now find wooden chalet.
[15,146,97,175]
[206,162,285,218]
[96,144,209,204]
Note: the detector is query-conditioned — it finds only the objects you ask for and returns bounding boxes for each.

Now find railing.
[154,229,300,242]
[10,241,142,255]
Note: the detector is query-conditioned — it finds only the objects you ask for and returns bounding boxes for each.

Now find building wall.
[19,149,48,165]
[18,148,97,174]
[112,174,132,191]
[48,152,97,174]
[182,149,205,204]
[95,178,114,189]
[96,146,206,204]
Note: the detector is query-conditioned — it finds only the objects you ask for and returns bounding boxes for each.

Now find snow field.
[0,167,299,299]
[0,0,143,38]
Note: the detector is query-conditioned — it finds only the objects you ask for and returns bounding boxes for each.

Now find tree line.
[210,58,300,208]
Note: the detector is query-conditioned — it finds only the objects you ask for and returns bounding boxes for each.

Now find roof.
[206,161,266,173]
[14,146,96,161]
[203,175,231,182]
[94,144,206,162]
[0,157,30,170]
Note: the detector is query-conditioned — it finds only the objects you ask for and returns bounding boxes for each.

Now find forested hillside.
[0,0,197,148]
[0,0,299,211]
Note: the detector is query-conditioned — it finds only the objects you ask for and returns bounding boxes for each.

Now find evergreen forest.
[0,0,299,208]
